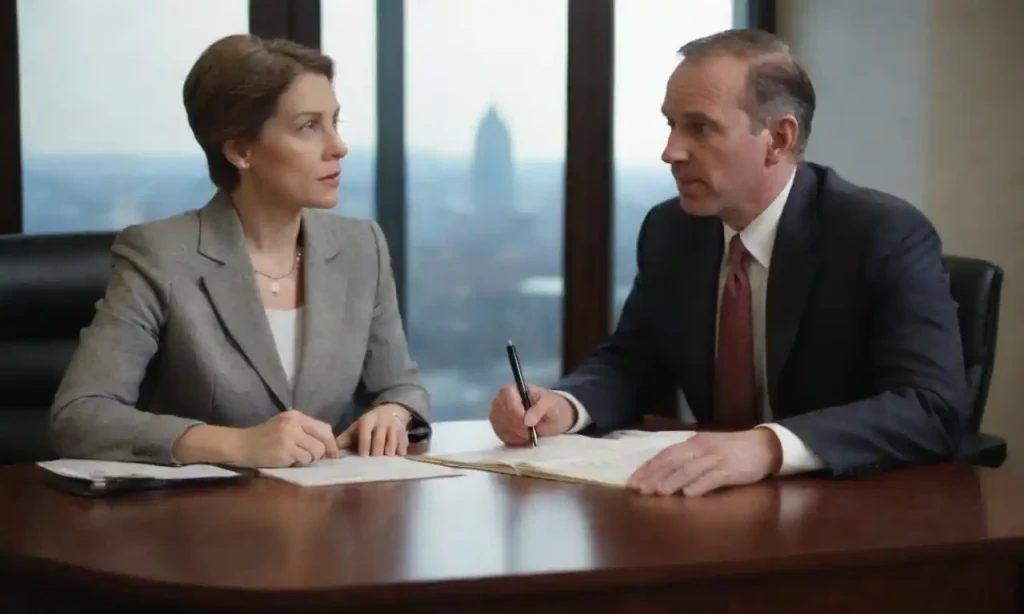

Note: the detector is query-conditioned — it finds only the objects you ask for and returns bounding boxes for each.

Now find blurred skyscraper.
[471,106,515,219]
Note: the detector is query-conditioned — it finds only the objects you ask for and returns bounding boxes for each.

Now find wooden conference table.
[1,420,1024,613]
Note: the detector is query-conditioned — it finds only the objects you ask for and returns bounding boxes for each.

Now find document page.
[37,459,241,482]
[415,431,696,488]
[527,436,693,487]
[258,454,465,487]
[416,434,623,469]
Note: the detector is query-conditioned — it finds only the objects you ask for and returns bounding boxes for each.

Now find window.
[405,0,568,421]
[612,0,736,318]
[18,0,248,233]
[321,0,376,221]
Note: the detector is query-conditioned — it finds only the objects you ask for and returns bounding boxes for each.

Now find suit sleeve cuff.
[554,391,592,433]
[757,423,825,476]
[135,415,206,465]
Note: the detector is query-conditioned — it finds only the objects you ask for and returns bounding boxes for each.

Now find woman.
[49,34,430,468]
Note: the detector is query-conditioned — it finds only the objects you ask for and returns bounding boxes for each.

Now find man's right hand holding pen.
[489,384,579,446]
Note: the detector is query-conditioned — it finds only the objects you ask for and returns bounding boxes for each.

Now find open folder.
[411,430,696,488]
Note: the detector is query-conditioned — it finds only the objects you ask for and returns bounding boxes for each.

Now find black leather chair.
[0,232,116,464]
[944,255,1007,468]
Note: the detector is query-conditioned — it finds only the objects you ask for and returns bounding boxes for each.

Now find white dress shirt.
[559,169,825,476]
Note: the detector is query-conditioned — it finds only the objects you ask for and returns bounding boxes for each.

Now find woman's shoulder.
[304,210,385,253]
[112,208,201,264]
[306,209,377,232]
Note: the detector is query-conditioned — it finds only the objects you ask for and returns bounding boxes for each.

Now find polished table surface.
[2,420,1024,612]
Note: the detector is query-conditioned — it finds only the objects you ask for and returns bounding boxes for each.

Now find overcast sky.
[19,0,732,164]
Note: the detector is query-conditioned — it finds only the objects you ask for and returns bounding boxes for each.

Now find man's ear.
[765,114,799,165]
[222,139,251,171]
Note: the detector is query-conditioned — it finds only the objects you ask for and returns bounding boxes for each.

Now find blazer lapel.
[291,212,349,413]
[766,164,820,412]
[197,192,292,410]
[675,214,723,422]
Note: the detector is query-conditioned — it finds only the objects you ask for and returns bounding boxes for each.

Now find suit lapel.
[766,164,820,412]
[197,192,291,410]
[675,214,723,422]
[291,213,349,412]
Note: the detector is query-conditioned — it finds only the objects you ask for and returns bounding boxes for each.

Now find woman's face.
[232,71,347,210]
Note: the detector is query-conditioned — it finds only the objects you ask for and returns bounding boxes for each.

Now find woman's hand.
[335,404,413,456]
[224,410,340,468]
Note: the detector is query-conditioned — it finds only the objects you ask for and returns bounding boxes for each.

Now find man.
[488,29,967,497]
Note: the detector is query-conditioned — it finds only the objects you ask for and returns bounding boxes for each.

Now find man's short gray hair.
[679,28,815,155]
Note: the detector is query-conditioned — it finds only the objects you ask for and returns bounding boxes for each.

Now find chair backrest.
[0,231,116,462]
[943,255,1003,434]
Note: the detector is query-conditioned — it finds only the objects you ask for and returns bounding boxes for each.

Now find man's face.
[661,55,772,221]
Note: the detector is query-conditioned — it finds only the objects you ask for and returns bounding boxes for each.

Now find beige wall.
[778,0,1024,465]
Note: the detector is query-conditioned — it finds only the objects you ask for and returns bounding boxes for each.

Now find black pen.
[506,340,539,447]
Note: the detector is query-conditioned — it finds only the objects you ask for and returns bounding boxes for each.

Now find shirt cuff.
[553,391,593,433]
[756,423,825,476]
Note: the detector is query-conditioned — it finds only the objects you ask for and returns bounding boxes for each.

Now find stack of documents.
[38,459,241,482]
[411,430,695,488]
[37,459,246,496]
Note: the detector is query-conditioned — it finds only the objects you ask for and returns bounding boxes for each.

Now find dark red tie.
[714,234,758,429]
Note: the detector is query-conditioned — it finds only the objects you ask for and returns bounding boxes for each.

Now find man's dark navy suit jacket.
[556,162,968,478]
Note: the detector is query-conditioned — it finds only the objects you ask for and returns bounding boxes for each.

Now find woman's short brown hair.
[183,34,334,192]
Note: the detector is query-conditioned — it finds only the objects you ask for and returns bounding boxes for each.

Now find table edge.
[4,535,1024,607]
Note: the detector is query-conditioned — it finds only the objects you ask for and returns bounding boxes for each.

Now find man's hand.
[336,403,412,457]
[489,384,576,445]
[627,429,783,497]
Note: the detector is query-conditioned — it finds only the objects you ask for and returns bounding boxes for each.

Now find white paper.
[37,459,240,482]
[528,441,689,487]
[418,431,697,488]
[258,454,465,487]
[426,434,623,466]
[605,429,698,445]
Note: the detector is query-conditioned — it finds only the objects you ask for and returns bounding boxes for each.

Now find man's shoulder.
[639,195,704,234]
[809,162,932,235]
[634,196,700,253]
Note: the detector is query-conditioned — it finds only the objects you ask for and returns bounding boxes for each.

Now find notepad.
[258,454,466,487]
[38,459,241,482]
[411,430,696,488]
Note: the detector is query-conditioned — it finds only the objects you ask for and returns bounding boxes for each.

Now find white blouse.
[264,307,304,384]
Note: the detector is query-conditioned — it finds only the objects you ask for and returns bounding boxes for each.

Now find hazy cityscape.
[22,108,677,422]
[16,0,731,421]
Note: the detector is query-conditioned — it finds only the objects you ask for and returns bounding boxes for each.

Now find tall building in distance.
[470,105,515,218]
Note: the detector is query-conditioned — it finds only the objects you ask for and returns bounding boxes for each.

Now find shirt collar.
[722,168,797,269]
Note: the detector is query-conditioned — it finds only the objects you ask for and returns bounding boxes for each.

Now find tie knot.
[727,234,748,269]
